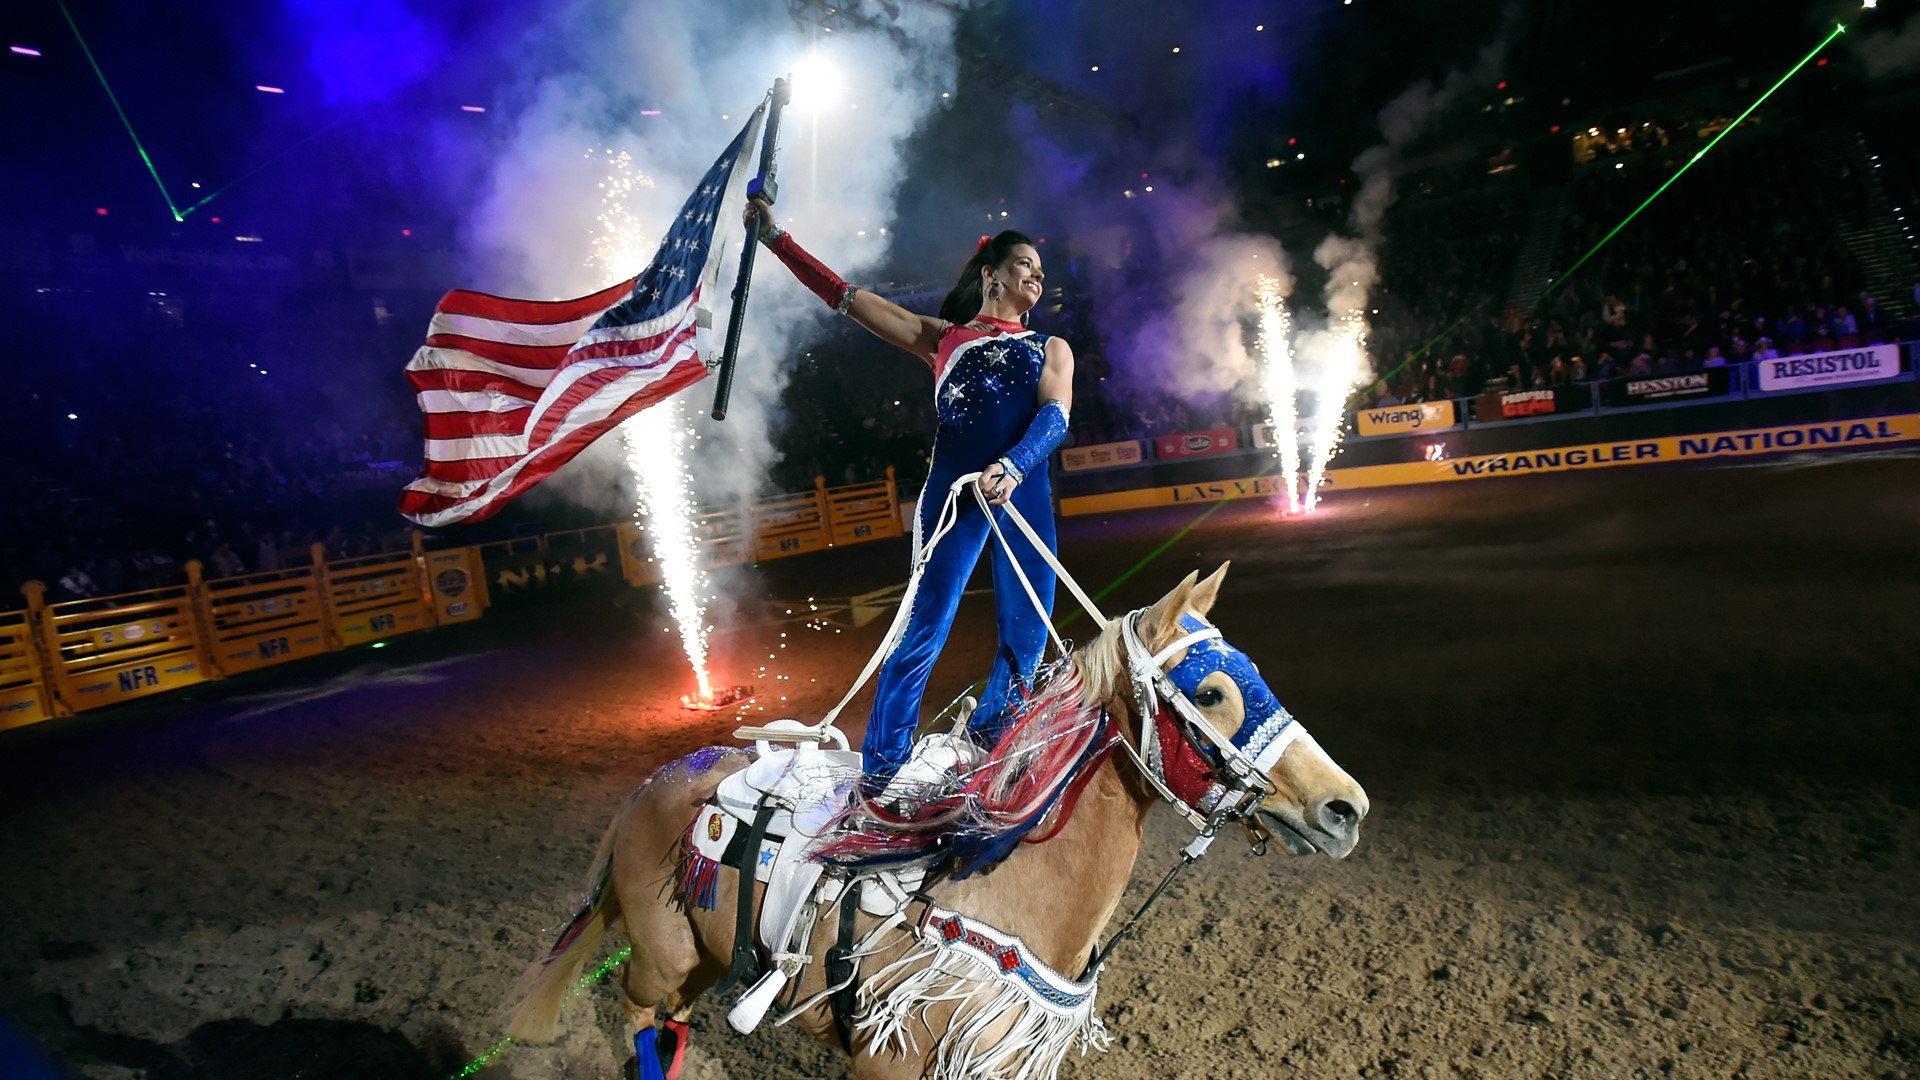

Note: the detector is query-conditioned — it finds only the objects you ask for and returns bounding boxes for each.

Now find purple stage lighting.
[11,45,43,57]
[255,85,285,94]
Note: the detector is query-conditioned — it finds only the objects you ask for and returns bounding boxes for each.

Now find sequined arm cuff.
[1001,398,1069,482]
[764,229,855,314]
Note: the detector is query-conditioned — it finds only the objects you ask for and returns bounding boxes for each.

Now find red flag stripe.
[527,327,697,447]
[398,358,708,523]
[430,277,637,324]
[424,410,528,440]
[421,334,573,369]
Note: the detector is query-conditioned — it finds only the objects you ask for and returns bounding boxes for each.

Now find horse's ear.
[1144,571,1200,651]
[1190,561,1230,618]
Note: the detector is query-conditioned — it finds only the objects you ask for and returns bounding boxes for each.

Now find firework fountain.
[586,147,723,703]
[1301,311,1366,512]
[1253,275,1302,515]
[1254,278,1366,515]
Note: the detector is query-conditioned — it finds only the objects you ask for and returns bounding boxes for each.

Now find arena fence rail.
[6,471,907,730]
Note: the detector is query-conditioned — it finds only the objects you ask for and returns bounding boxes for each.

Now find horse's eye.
[1195,688,1224,707]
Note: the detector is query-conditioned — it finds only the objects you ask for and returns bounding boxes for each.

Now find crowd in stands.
[10,116,1917,605]
[1362,126,1907,407]
[4,294,423,603]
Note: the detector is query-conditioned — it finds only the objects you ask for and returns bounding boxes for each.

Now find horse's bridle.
[1117,608,1306,838]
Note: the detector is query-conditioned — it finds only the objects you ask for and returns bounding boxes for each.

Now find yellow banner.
[0,684,52,731]
[334,602,427,646]
[215,627,330,676]
[1060,414,1920,515]
[1355,400,1458,437]
[66,655,208,709]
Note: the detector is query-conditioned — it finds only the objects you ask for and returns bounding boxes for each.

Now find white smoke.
[1339,11,1516,307]
[1853,10,1920,79]
[464,0,960,515]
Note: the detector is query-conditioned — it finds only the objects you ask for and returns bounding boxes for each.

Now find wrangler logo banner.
[1059,414,1920,515]
[1356,401,1458,437]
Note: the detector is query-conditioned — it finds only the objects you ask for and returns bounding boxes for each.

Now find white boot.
[876,732,979,811]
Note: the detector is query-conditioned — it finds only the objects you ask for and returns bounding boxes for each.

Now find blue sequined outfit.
[861,324,1063,778]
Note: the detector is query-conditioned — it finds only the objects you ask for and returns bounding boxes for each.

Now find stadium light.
[790,53,841,112]
[11,45,42,57]
[254,85,284,94]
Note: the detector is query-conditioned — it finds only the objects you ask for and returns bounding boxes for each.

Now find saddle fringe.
[855,934,1110,1080]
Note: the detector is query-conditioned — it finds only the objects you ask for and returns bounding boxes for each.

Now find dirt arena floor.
[4,455,1919,1080]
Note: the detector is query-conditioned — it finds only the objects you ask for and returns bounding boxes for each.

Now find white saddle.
[706,729,925,945]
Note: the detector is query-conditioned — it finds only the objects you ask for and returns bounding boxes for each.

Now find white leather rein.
[734,472,1289,837]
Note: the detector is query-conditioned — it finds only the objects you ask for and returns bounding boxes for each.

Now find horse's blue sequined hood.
[1164,614,1295,762]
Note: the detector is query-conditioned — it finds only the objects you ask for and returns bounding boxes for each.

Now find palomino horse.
[506,563,1369,1077]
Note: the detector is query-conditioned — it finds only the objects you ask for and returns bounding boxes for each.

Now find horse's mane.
[1069,616,1128,715]
[812,618,1138,874]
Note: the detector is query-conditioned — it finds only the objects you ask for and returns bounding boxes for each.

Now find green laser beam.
[173,117,349,220]
[1341,297,1491,412]
[1054,458,1281,635]
[449,1036,512,1079]
[58,1,182,221]
[1545,22,1846,300]
[582,945,633,988]
[439,944,634,1080]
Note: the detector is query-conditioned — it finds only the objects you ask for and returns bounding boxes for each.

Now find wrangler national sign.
[1057,415,1920,516]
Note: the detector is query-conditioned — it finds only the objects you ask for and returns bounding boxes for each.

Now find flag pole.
[711,77,791,421]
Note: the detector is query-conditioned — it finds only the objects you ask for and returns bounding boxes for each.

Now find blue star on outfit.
[862,316,1070,779]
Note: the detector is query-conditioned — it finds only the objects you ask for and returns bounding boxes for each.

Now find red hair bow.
[977,235,993,254]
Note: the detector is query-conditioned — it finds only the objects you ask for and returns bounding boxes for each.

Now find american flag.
[397,108,764,527]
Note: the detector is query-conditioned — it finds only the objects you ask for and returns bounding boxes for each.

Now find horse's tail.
[503,797,631,1043]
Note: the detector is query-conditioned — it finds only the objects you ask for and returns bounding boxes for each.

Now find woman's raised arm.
[844,290,946,367]
[746,200,944,366]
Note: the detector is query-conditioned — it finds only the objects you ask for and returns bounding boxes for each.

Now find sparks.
[1253,275,1302,515]
[590,147,715,700]
[587,149,655,276]
[623,410,715,699]
[1302,312,1366,512]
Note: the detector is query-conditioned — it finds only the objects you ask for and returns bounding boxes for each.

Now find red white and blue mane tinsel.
[812,657,1116,878]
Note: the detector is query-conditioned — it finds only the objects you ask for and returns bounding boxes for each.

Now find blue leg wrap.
[636,1027,665,1080]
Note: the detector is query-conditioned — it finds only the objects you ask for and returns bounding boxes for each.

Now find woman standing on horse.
[747,202,1074,791]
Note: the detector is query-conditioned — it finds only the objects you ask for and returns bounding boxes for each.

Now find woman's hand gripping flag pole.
[711,76,792,421]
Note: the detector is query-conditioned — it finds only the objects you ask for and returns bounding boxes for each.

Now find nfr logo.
[117,666,160,692]
[258,637,291,659]
[368,613,397,633]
